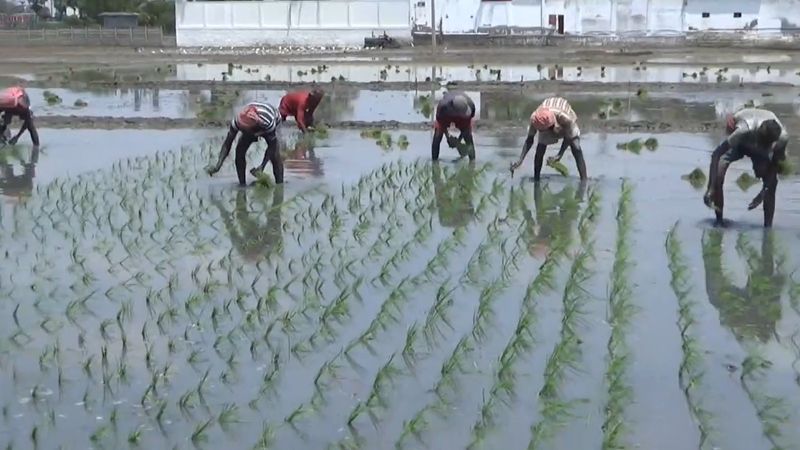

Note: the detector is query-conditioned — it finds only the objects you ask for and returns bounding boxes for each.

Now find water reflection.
[0,145,38,201]
[283,139,324,178]
[701,229,785,343]
[431,162,477,229]
[479,92,717,123]
[210,186,285,262]
[519,181,586,259]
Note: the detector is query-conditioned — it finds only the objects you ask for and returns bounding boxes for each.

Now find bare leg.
[234,133,256,186]
[266,134,284,184]
[569,137,588,180]
[763,172,778,228]
[461,129,475,161]
[712,160,730,225]
[532,143,547,181]
[432,128,445,161]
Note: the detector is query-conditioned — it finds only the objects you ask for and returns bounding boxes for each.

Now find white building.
[175,0,800,47]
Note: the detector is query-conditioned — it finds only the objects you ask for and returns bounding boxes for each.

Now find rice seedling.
[682,168,707,190]
[546,158,569,176]
[600,180,636,450]
[43,90,62,105]
[665,223,717,449]
[736,173,758,191]
[643,137,659,151]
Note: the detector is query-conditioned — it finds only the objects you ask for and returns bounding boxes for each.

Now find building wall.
[176,0,411,47]
[175,0,800,47]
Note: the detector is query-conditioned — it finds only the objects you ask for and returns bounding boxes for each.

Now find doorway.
[548,14,565,34]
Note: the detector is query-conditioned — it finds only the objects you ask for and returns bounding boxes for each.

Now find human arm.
[207,124,238,175]
[9,111,37,146]
[510,124,537,172]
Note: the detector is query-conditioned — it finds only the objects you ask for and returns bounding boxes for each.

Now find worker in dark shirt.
[432,91,476,161]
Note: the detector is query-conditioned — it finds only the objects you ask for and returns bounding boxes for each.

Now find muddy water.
[24,87,441,123]
[174,62,800,85]
[21,85,800,136]
[1,128,799,450]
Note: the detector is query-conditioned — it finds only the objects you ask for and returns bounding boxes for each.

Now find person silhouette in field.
[210,186,285,262]
[518,181,586,259]
[431,162,477,228]
[510,97,588,181]
[279,89,325,133]
[206,101,284,186]
[0,145,38,202]
[432,91,477,161]
[701,229,785,343]
[704,108,789,227]
[0,86,39,147]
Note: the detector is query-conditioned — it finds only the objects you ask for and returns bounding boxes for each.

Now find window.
[733,12,742,18]
[702,12,710,18]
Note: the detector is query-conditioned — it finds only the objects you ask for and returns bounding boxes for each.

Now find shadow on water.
[701,228,786,343]
[0,145,38,201]
[210,185,285,262]
[430,162,478,229]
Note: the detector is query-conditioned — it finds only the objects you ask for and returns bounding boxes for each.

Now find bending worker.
[279,89,325,133]
[206,101,284,186]
[432,91,476,161]
[704,108,788,228]
[510,96,587,181]
[0,86,39,147]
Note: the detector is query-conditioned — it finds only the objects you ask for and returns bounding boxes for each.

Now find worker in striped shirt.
[510,97,587,181]
[0,86,39,147]
[704,108,789,227]
[206,101,284,186]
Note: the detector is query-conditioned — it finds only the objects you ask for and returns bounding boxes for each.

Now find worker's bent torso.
[234,102,281,137]
[535,97,580,146]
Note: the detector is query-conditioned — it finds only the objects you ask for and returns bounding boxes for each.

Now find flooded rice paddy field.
[20,85,800,134]
[2,123,800,450]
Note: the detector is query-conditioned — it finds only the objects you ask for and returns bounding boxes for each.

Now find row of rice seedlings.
[464,186,597,448]
[527,188,601,449]
[601,180,636,450]
[1,141,324,446]
[665,223,717,449]
[732,232,793,449]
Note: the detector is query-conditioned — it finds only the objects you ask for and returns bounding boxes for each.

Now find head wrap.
[531,106,556,131]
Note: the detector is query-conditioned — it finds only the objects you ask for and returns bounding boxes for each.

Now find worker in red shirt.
[0,87,39,147]
[278,88,325,133]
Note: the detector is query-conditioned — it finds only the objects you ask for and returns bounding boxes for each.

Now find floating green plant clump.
[616,138,643,154]
[360,129,383,139]
[43,90,62,105]
[644,137,659,150]
[736,172,758,191]
[397,134,409,149]
[682,168,707,190]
